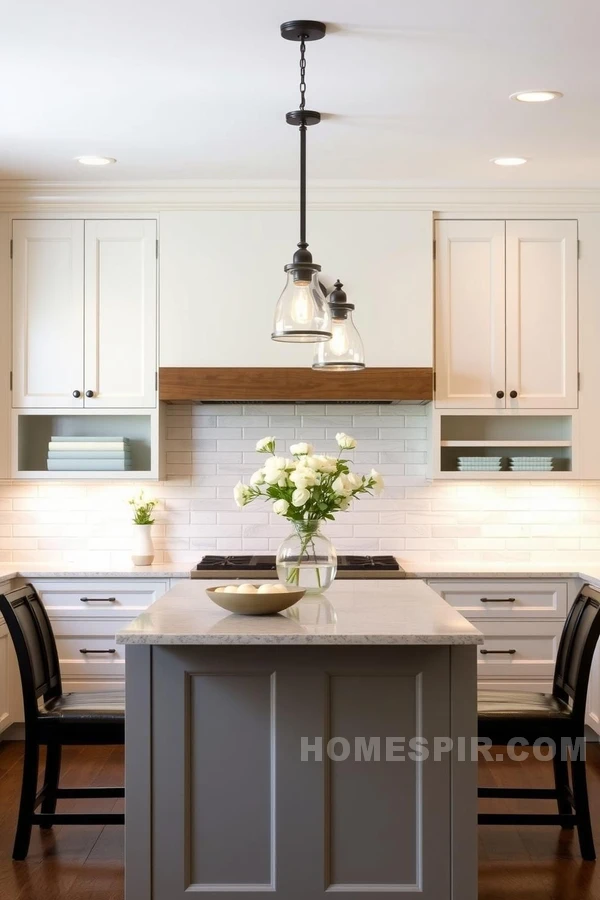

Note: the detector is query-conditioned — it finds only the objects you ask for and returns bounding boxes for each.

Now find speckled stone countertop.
[0,563,191,582]
[116,579,484,646]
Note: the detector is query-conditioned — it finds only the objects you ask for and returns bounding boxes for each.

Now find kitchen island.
[118,579,483,900]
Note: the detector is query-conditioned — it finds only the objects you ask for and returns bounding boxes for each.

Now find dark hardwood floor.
[2,740,600,898]
[0,741,124,900]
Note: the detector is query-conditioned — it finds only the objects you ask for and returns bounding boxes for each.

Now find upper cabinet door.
[84,220,157,408]
[12,220,84,408]
[435,220,506,408]
[505,220,578,409]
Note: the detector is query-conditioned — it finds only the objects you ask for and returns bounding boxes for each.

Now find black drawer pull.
[80,597,117,603]
[479,597,516,603]
[79,648,116,654]
[480,648,516,655]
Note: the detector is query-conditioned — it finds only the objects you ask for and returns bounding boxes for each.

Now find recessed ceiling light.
[510,90,563,103]
[491,157,528,166]
[75,156,116,166]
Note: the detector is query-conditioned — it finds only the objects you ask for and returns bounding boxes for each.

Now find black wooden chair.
[0,583,124,860]
[478,583,600,860]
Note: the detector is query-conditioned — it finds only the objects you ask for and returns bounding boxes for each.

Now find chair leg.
[13,738,39,860]
[553,752,573,825]
[571,757,596,860]
[40,742,62,824]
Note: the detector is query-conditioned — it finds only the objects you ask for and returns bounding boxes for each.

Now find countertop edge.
[115,634,484,646]
[0,566,192,581]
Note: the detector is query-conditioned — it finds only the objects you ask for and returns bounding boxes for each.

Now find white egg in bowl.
[206,582,305,615]
[257,583,288,594]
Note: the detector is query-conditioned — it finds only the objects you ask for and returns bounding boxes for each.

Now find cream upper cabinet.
[12,219,157,409]
[505,220,578,409]
[84,220,157,408]
[435,220,506,408]
[435,219,578,409]
[12,220,85,408]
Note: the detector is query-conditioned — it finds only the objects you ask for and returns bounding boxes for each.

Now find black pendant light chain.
[299,39,307,111]
[298,39,308,244]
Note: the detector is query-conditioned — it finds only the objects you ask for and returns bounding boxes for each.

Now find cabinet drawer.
[475,621,561,679]
[30,579,169,614]
[54,629,125,677]
[52,617,126,677]
[62,678,124,695]
[428,580,568,618]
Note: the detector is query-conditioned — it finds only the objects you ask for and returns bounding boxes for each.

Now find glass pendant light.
[313,281,366,371]
[272,21,332,344]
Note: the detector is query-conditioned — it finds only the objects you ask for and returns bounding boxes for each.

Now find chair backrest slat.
[0,584,62,721]
[553,584,600,722]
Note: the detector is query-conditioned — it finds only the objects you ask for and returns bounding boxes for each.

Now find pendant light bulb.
[330,319,351,357]
[291,283,313,323]
[313,280,365,371]
[272,264,332,343]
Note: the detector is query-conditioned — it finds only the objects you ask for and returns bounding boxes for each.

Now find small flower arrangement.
[128,490,158,525]
[233,433,384,520]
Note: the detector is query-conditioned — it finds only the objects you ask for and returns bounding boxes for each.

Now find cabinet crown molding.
[2,181,600,212]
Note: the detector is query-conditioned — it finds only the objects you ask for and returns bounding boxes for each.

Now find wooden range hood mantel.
[159,367,433,403]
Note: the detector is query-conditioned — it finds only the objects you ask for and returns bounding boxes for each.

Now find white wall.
[159,209,433,368]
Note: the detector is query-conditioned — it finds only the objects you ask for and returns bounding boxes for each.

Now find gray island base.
[118,580,483,900]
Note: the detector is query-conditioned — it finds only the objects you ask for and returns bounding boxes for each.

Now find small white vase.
[132,524,154,566]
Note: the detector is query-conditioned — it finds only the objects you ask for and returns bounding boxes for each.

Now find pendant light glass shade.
[272,269,332,343]
[312,280,365,370]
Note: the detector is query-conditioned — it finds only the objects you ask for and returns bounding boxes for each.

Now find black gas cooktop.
[191,555,405,579]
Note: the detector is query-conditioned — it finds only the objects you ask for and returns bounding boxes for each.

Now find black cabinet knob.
[496,390,504,399]
[72,390,81,398]
[85,390,94,398]
[509,390,518,399]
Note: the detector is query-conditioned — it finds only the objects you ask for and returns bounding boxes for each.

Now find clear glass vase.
[276,520,337,594]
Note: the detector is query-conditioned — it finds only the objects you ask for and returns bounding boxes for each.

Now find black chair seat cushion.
[478,690,574,744]
[41,690,125,725]
[478,689,572,719]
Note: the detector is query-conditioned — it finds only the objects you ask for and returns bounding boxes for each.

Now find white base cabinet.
[0,620,18,736]
[429,576,600,737]
[0,577,178,736]
[428,578,572,696]
[586,645,600,735]
[30,578,171,694]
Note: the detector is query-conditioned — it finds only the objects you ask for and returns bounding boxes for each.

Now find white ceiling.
[2,0,600,186]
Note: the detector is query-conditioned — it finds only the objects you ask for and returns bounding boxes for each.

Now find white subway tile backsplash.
[218,415,267,427]
[247,404,296,416]
[167,428,192,440]
[0,402,599,566]
[302,416,352,428]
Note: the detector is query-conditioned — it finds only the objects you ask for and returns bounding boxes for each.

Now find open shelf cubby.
[14,412,157,479]
[438,415,574,477]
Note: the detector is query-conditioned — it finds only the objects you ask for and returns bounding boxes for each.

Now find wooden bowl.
[206,585,305,616]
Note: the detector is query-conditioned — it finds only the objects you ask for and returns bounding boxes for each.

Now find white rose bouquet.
[233,433,384,589]
[234,432,383,519]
